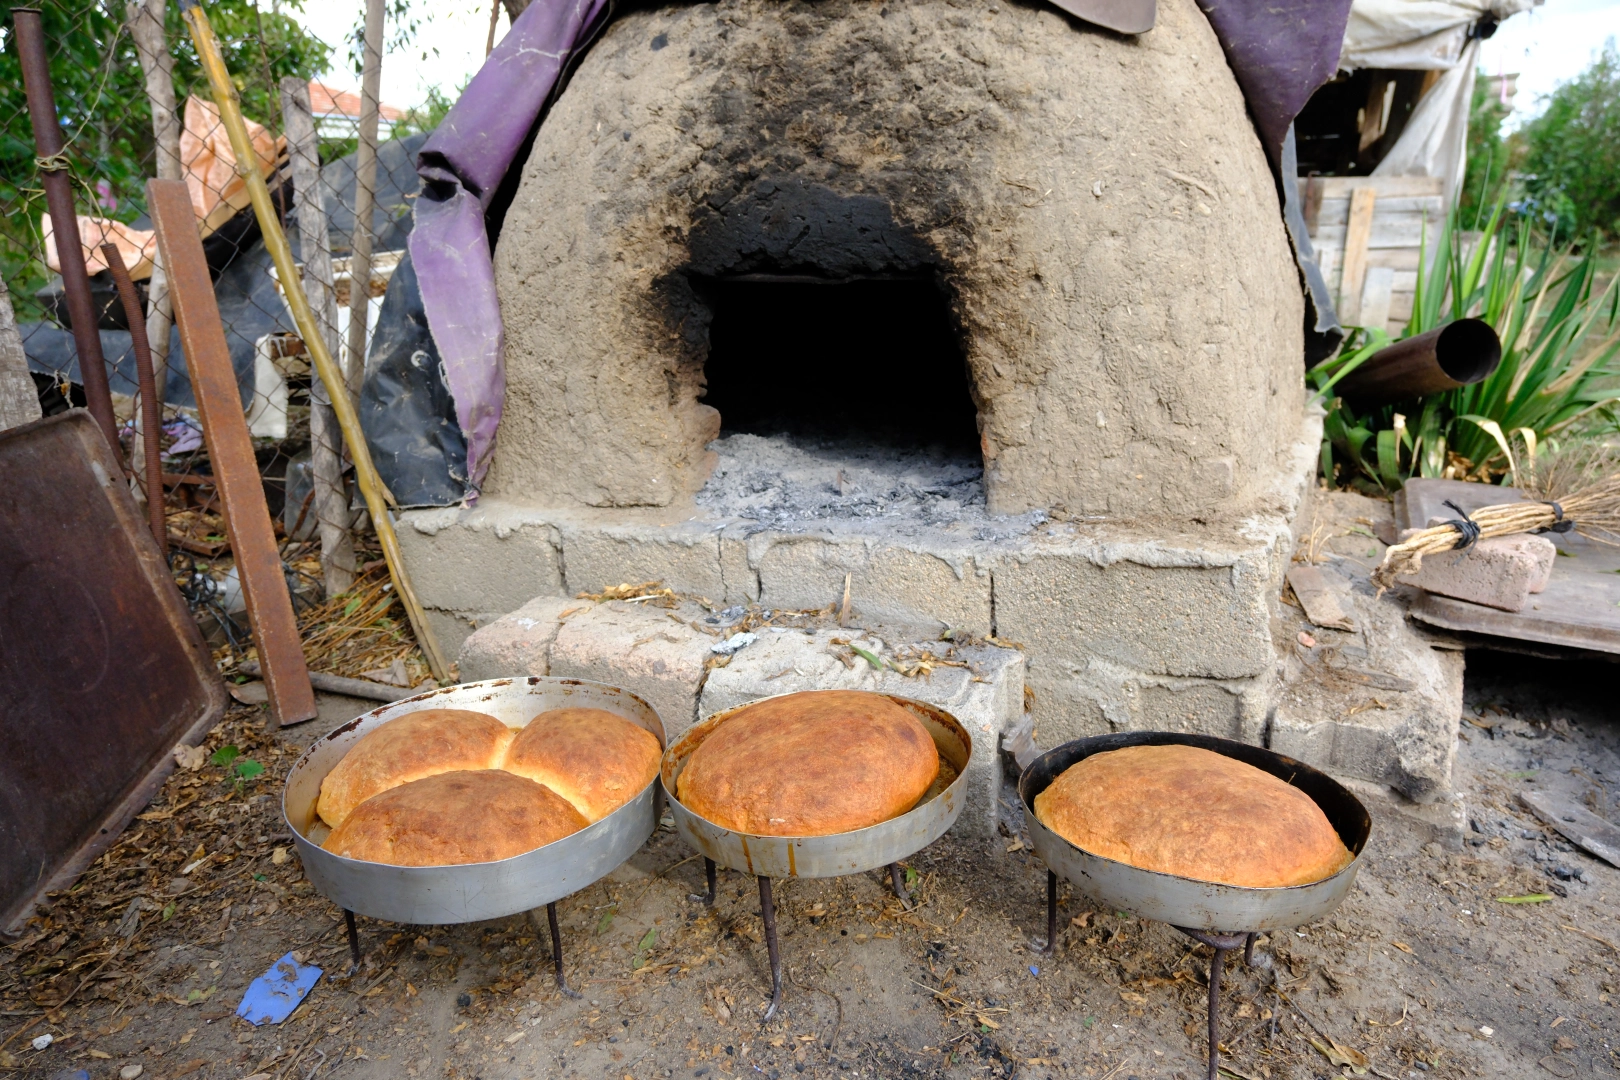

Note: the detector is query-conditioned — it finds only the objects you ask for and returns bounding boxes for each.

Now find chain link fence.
[0,0,456,686]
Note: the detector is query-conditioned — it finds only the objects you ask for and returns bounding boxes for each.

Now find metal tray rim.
[1017,731,1370,930]
[659,691,973,877]
[281,677,665,921]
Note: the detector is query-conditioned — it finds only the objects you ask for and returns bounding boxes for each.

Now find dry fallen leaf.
[1392,941,1413,953]
[1119,991,1148,1005]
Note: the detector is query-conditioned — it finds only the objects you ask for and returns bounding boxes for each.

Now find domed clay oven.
[402,0,1323,760]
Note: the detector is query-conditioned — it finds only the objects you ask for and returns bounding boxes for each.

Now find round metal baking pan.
[1019,731,1370,932]
[283,677,665,926]
[660,693,973,879]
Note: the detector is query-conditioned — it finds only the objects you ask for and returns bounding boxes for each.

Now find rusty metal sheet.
[1398,478,1620,655]
[149,178,316,726]
[0,411,227,933]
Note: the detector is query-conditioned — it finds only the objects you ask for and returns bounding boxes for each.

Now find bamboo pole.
[178,0,449,681]
[344,0,385,404]
[280,76,358,597]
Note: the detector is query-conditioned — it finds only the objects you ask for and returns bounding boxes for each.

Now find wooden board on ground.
[1519,790,1620,868]
[1396,478,1620,655]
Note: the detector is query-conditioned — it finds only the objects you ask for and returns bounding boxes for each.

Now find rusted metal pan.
[660,693,973,880]
[1019,731,1370,932]
[283,677,665,926]
[0,411,226,933]
[149,178,316,727]
[13,8,119,451]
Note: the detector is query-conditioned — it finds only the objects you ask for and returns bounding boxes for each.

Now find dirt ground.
[3,653,1617,1080]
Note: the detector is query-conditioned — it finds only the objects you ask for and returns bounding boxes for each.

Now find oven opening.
[697,274,980,456]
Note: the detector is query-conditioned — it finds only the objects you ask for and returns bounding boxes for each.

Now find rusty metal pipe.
[1335,318,1502,408]
[102,244,166,555]
[14,8,119,452]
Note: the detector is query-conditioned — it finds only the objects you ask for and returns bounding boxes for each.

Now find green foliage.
[1520,40,1620,241]
[1459,68,1516,226]
[393,83,455,140]
[210,743,241,767]
[1311,199,1620,492]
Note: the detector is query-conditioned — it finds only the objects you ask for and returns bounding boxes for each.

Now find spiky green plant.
[1310,199,1620,492]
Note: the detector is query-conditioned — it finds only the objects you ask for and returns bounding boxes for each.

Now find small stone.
[1296,631,1317,648]
[121,1067,144,1080]
[30,1034,52,1051]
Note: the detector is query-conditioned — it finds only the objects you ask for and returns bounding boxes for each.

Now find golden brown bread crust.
[317,709,514,828]
[501,707,661,822]
[1033,744,1353,888]
[676,690,939,836]
[322,770,587,866]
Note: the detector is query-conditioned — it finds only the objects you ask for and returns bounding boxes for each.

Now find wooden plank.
[1313,196,1445,227]
[1338,187,1377,325]
[1286,566,1354,631]
[1311,215,1438,251]
[1520,791,1620,869]
[148,178,317,727]
[1303,176,1324,235]
[1311,175,1445,198]
[1360,266,1395,331]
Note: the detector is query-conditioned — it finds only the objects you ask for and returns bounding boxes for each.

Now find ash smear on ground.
[696,433,1046,540]
[3,660,1616,1080]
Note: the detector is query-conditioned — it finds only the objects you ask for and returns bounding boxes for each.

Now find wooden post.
[126,0,182,493]
[1339,187,1378,327]
[149,178,317,727]
[344,0,386,404]
[0,273,42,432]
[281,76,358,597]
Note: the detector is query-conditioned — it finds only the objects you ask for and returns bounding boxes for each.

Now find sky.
[1479,0,1620,128]
[298,0,1620,127]
[294,1,508,115]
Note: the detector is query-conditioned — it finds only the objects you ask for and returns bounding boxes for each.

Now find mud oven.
[398,0,1455,835]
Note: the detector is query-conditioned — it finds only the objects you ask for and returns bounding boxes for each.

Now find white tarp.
[1340,0,1539,71]
[1370,39,1479,202]
[1342,0,1539,199]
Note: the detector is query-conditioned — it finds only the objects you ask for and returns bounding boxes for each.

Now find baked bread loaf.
[317,709,514,828]
[1033,744,1352,888]
[322,769,587,865]
[676,690,939,836]
[502,707,661,822]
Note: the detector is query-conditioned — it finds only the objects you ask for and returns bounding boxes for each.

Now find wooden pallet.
[1303,175,1444,337]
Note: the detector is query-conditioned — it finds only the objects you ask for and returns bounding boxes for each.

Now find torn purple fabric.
[1195,0,1355,171]
[408,0,1353,499]
[408,0,611,492]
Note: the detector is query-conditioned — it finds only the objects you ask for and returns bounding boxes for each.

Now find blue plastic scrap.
[237,951,322,1025]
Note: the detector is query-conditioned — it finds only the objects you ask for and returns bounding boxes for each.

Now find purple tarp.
[409,0,1353,497]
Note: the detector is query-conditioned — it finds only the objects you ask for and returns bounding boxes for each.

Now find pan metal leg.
[691,857,717,905]
[1030,869,1057,955]
[1173,927,1250,1080]
[757,876,783,1022]
[888,862,912,906]
[344,909,361,975]
[546,901,581,999]
[1244,931,1256,967]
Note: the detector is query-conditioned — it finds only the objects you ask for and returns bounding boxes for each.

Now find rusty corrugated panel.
[148,178,317,727]
[0,411,226,933]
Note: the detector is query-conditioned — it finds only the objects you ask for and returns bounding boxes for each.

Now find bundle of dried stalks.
[1373,470,1620,589]
[296,567,428,684]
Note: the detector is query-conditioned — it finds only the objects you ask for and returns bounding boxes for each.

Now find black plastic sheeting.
[359,247,468,507]
[19,134,429,412]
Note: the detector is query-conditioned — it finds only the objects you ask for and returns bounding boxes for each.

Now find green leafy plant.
[1311,198,1620,492]
[1521,40,1620,241]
